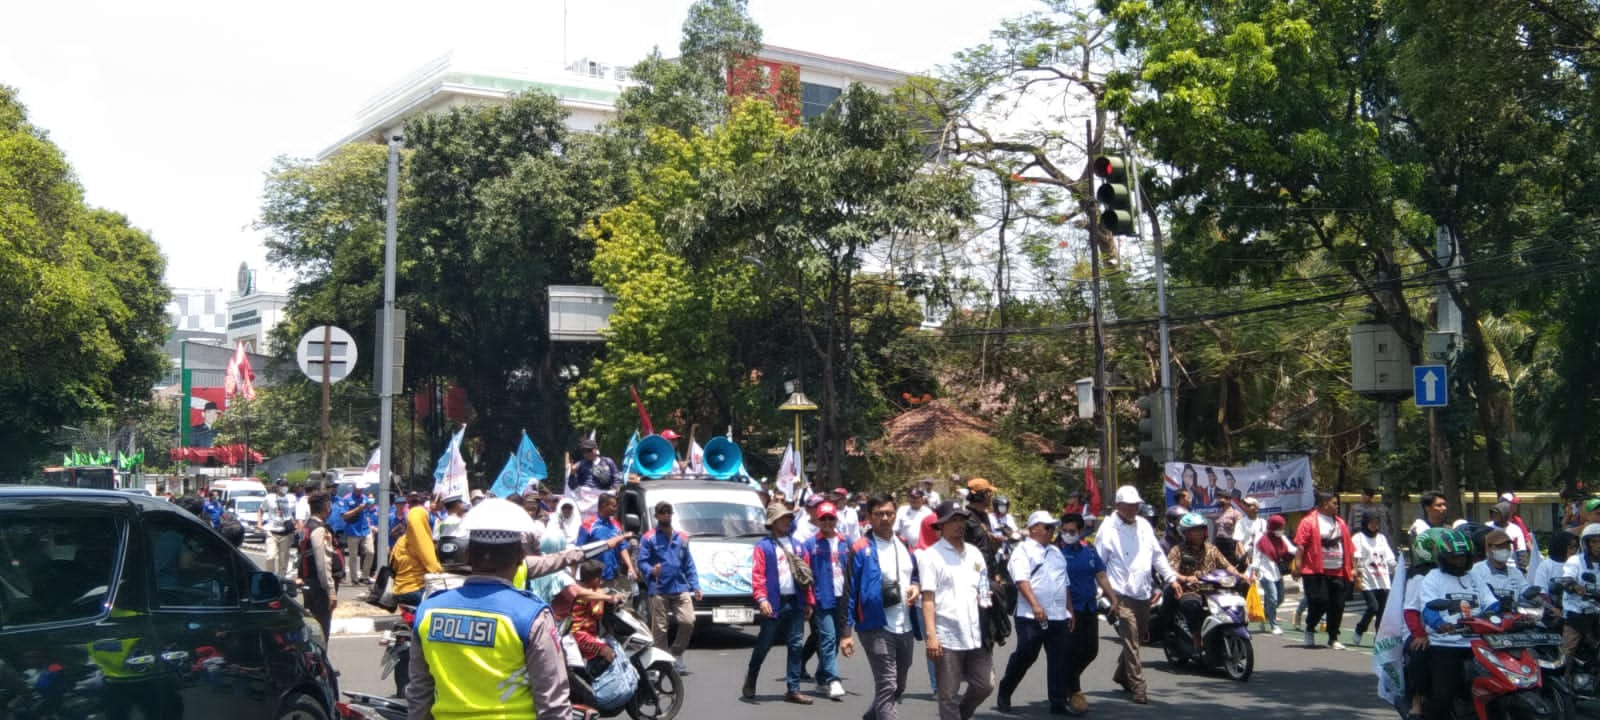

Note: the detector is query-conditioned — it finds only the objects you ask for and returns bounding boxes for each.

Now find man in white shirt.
[895,489,935,546]
[921,477,943,507]
[1471,529,1527,603]
[261,479,298,579]
[1487,502,1530,569]
[919,501,994,720]
[1096,486,1179,706]
[995,511,1073,714]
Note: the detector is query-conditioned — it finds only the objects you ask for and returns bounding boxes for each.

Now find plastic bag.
[589,639,638,712]
[1245,582,1266,624]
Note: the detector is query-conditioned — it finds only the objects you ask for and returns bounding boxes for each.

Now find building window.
[800,83,842,121]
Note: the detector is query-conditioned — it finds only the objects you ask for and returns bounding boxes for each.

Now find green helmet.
[1412,527,1450,564]
[1436,529,1474,575]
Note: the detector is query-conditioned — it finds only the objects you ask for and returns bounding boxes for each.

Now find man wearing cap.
[1095,486,1180,705]
[832,488,862,543]
[1486,504,1531,571]
[896,488,935,547]
[962,478,1010,647]
[638,501,700,674]
[793,495,825,544]
[434,495,468,542]
[470,488,486,506]
[262,478,297,580]
[920,500,995,720]
[566,438,621,493]
[920,477,943,507]
[841,492,922,720]
[1567,497,1600,536]
[1472,529,1528,603]
[995,511,1073,714]
[1233,496,1265,569]
[1501,493,1532,555]
[801,501,851,699]
[406,498,572,720]
[745,503,817,704]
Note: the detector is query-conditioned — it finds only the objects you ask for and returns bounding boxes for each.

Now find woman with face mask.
[1352,511,1397,646]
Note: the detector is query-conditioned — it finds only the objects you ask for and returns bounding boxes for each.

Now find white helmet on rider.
[1582,523,1600,555]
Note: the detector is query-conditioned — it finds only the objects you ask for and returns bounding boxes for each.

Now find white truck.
[618,479,768,626]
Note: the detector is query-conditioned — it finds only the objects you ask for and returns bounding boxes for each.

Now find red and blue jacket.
[844,534,924,639]
[751,536,817,609]
[638,528,699,596]
[804,534,849,611]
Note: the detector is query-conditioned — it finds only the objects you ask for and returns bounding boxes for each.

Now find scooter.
[377,603,416,697]
[564,593,684,720]
[1161,568,1254,681]
[1423,591,1573,720]
[1559,572,1600,704]
[337,691,602,720]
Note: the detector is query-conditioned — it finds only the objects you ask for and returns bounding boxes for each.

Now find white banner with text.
[1163,456,1315,516]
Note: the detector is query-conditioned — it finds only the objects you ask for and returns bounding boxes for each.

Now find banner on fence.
[1163,456,1315,516]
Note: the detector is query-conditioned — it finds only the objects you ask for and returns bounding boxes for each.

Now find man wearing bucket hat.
[746,503,817,704]
[995,511,1073,714]
[1095,486,1180,705]
[407,498,572,720]
[920,500,995,720]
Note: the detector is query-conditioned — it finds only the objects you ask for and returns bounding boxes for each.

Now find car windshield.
[234,499,261,513]
[673,501,767,538]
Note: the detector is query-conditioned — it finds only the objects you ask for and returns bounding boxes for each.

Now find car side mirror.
[622,513,642,535]
[247,571,284,604]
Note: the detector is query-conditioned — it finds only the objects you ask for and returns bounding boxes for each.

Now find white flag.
[361,448,381,483]
[687,438,705,474]
[1526,527,1543,580]
[433,426,468,503]
[1373,552,1409,708]
[774,442,797,499]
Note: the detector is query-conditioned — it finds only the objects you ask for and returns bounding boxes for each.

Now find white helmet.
[1582,523,1600,543]
[460,498,538,544]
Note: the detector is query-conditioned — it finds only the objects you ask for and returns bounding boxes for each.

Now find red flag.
[1084,462,1102,517]
[628,385,654,436]
[224,342,256,400]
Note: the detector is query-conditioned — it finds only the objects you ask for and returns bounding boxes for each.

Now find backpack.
[217,511,245,547]
[298,517,346,587]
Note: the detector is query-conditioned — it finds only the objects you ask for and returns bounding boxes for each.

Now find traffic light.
[1093,155,1137,236]
[1136,392,1168,460]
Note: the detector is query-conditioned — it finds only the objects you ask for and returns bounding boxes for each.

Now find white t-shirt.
[836,507,862,542]
[1319,514,1344,571]
[815,535,846,598]
[1418,567,1498,648]
[1007,538,1071,621]
[1354,532,1396,590]
[1470,559,1527,602]
[896,504,933,544]
[775,537,800,596]
[1563,555,1600,615]
[917,539,988,651]
[1490,521,1530,555]
[1251,533,1298,583]
[1097,514,1176,599]
[874,534,914,634]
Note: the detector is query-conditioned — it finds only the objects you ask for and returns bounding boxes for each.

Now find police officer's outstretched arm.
[524,607,572,720]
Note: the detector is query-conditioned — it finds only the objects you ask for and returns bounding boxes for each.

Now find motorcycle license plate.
[1484,631,1561,649]
[713,607,755,624]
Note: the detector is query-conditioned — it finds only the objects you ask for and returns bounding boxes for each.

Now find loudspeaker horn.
[703,436,743,480]
[634,434,676,479]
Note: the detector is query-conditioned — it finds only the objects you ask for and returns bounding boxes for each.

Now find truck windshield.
[675,502,767,538]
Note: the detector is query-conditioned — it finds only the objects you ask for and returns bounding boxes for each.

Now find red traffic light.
[1093,155,1127,182]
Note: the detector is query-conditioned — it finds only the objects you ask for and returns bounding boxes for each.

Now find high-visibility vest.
[415,579,546,720]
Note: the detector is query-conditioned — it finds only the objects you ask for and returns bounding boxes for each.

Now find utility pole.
[1087,120,1112,500]
[376,135,402,567]
[1128,147,1178,464]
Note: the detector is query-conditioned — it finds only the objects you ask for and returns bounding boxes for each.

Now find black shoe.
[1048,705,1072,716]
[798,670,814,682]
[996,695,1013,712]
[742,672,757,700]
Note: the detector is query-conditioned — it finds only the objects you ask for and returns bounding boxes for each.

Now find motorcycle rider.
[1165,513,1249,652]
[1561,523,1600,677]
[1417,529,1500,720]
[406,498,572,720]
[1400,527,1448,720]
[1470,529,1527,606]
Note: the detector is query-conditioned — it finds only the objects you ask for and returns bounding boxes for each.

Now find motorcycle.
[377,603,417,697]
[1422,590,1573,720]
[1161,568,1254,681]
[564,593,684,720]
[337,691,602,720]
[1560,572,1600,705]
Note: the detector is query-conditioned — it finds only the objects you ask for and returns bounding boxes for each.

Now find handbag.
[1245,582,1266,623]
[776,539,813,589]
[365,564,397,611]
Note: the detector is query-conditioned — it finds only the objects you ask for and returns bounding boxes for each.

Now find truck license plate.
[713,607,755,624]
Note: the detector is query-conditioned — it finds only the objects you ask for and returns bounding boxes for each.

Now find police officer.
[406,498,572,720]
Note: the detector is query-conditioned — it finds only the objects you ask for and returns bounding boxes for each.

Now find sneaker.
[1303,631,1316,648]
[1331,641,1348,650]
[1070,692,1089,714]
[674,658,688,675]
[828,681,845,699]
[1271,625,1283,636]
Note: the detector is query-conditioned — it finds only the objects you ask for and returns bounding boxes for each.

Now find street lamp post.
[780,390,819,489]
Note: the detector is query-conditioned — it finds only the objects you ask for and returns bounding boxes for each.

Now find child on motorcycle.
[555,560,624,667]
[1165,513,1249,651]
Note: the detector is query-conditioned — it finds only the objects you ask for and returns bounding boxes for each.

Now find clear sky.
[1,0,1038,293]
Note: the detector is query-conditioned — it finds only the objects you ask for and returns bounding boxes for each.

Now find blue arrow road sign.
[1414,364,1448,407]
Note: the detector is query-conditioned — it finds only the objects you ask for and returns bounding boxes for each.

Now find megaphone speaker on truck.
[634,434,676,479]
[703,436,743,480]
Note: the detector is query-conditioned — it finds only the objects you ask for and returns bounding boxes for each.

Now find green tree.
[0,86,170,475]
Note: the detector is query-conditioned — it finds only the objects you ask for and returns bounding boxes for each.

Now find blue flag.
[434,426,464,485]
[619,431,640,478]
[489,432,548,498]
[490,453,521,498]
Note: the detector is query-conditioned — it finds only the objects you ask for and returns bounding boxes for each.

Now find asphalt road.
[329,609,1395,720]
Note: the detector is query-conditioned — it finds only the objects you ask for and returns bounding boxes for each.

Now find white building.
[225,262,289,354]
[320,45,910,158]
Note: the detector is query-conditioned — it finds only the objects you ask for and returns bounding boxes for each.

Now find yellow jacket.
[391,505,442,594]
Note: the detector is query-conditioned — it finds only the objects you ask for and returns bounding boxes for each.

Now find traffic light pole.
[376,135,401,569]
[1130,151,1179,463]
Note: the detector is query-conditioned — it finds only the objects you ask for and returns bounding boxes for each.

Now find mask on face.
[1060,532,1080,545]
[1491,548,1512,564]
[1272,530,1285,538]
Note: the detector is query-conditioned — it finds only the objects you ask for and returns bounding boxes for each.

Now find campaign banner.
[1163,456,1315,516]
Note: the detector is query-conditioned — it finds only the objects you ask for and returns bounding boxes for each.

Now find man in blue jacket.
[804,502,851,700]
[842,492,922,720]
[638,501,701,674]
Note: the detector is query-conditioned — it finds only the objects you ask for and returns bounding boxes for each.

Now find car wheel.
[277,692,330,720]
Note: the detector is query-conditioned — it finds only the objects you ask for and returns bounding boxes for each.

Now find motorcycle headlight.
[1218,575,1236,589]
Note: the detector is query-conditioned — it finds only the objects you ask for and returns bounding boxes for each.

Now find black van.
[0,487,338,719]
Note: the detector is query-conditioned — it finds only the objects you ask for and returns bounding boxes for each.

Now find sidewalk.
[242,542,399,636]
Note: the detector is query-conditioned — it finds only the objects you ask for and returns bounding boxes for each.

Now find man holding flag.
[567,438,621,493]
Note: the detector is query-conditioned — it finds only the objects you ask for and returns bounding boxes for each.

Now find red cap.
[659,430,680,441]
[1267,514,1287,530]
[817,502,838,518]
